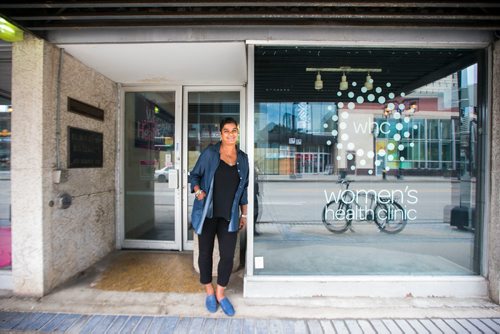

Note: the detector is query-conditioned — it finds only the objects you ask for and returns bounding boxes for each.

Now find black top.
[213,159,240,221]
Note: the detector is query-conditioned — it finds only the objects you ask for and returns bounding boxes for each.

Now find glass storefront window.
[254,46,482,276]
[0,105,11,270]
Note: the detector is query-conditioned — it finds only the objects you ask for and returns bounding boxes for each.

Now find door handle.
[168,169,179,189]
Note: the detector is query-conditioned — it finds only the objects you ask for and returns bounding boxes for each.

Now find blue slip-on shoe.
[205,294,218,313]
[219,297,235,316]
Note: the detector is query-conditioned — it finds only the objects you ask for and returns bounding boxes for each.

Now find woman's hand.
[195,189,206,201]
[239,216,247,230]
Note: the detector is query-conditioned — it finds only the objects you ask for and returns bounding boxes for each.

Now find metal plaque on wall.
[68,127,104,168]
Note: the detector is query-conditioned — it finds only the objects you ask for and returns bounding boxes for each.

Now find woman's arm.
[239,204,248,230]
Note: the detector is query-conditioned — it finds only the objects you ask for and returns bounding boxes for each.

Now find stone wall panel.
[11,34,118,296]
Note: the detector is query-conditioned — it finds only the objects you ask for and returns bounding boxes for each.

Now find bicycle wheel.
[322,201,351,233]
[375,201,407,234]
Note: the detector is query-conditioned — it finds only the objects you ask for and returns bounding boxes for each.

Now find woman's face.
[220,122,239,146]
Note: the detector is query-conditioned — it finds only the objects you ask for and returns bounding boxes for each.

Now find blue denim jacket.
[189,142,249,234]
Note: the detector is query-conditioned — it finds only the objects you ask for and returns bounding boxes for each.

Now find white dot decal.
[413,124,418,130]
[341,133,349,141]
[323,123,329,128]
[347,142,355,150]
[337,91,342,97]
[393,112,401,120]
[367,151,375,159]
[388,92,395,99]
[404,131,410,138]
[341,111,349,119]
[347,154,354,160]
[356,149,364,156]
[387,143,395,150]
[348,92,355,98]
[378,96,386,104]
[394,134,401,141]
[360,159,366,166]
[404,117,410,123]
[396,123,403,131]
[361,87,368,93]
[386,82,392,87]
[338,102,344,108]
[352,81,357,87]
[398,144,405,151]
[331,130,338,136]
[332,115,339,121]
[339,122,347,130]
[375,160,381,166]
[401,92,406,97]
[337,143,343,149]
[327,105,333,111]
[375,87,382,94]
[400,157,405,161]
[368,170,373,175]
[348,102,355,110]
[388,155,394,161]
[385,166,391,171]
[388,102,395,110]
[398,103,405,111]
[350,165,356,171]
[409,142,415,147]
[336,155,342,160]
[367,94,375,102]
[378,149,386,157]
[356,96,365,104]
[326,140,332,145]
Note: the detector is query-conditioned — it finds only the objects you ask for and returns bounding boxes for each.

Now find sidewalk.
[1,251,500,333]
[1,311,499,333]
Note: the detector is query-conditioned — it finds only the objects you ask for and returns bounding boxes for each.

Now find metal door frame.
[182,86,246,251]
[119,85,183,250]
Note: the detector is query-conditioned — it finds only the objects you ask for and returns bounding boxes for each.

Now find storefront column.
[11,35,118,296]
[11,35,49,296]
[489,39,500,304]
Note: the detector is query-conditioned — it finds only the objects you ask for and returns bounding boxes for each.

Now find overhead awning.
[62,42,247,85]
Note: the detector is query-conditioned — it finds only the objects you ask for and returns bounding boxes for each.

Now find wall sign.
[68,97,104,121]
[68,127,103,168]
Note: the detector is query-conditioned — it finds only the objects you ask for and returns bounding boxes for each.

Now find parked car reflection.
[154,166,172,182]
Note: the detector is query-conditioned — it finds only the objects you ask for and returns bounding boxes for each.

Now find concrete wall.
[489,39,500,304]
[11,34,118,296]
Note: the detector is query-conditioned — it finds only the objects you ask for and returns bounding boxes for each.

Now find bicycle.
[322,179,407,234]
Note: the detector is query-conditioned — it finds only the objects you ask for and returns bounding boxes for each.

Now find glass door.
[122,88,182,250]
[182,87,245,250]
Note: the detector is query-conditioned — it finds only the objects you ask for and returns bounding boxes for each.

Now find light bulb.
[314,72,323,90]
[339,73,348,91]
[364,73,373,90]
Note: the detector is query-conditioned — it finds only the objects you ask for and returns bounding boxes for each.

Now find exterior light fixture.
[0,18,24,42]
[306,66,381,93]
[364,73,373,90]
[314,72,323,90]
[339,73,348,91]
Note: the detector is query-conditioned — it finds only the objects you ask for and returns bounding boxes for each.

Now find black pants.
[198,217,238,287]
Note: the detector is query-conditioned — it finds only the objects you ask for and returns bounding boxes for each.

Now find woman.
[189,117,249,317]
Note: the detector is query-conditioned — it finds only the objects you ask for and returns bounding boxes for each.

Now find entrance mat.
[93,252,202,293]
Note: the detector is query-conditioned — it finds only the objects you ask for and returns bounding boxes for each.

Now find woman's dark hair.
[220,117,238,131]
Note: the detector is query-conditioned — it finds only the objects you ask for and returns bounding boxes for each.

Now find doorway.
[122,87,182,250]
[182,87,245,250]
[121,86,244,251]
